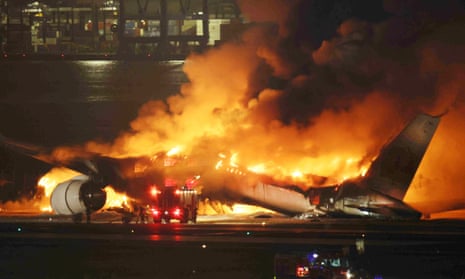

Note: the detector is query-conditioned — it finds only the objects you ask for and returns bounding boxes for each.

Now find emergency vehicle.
[149,185,199,223]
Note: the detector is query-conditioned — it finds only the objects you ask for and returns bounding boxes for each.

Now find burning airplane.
[0,112,442,220]
[216,113,441,218]
[2,1,465,220]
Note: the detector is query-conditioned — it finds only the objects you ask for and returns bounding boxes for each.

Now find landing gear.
[71,210,92,224]
[86,209,92,224]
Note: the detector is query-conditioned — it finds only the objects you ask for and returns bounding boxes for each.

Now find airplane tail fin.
[364,113,441,201]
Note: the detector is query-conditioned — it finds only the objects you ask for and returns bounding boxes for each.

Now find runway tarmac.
[0,213,465,279]
[1,60,465,278]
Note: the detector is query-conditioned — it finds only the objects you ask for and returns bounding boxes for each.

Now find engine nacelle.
[50,175,107,215]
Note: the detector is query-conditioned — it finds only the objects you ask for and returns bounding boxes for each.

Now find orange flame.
[103,186,131,209]
[35,168,132,213]
[44,6,465,218]
[37,167,81,198]
[36,167,81,212]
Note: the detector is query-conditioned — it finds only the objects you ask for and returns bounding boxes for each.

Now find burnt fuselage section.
[307,181,421,219]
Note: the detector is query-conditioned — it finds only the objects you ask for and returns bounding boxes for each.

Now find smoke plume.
[48,0,465,215]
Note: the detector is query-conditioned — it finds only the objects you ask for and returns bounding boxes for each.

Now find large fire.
[36,167,131,213]
[5,1,465,217]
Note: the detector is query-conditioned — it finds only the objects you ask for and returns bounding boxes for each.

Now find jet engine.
[50,175,107,216]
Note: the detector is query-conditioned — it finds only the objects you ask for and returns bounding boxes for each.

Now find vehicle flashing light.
[151,208,160,216]
[150,186,160,197]
[173,208,182,216]
[296,266,309,277]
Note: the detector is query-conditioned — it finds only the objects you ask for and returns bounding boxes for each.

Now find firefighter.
[134,205,141,224]
[137,205,147,224]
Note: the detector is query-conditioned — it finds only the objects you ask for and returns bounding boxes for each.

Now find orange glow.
[232,203,275,215]
[42,11,465,219]
[36,167,82,212]
[247,164,266,174]
[35,168,131,213]
[229,153,239,168]
[167,146,182,156]
[103,186,130,209]
[48,51,397,194]
[149,186,160,197]
[41,206,53,213]
[197,200,275,216]
[197,199,234,215]
[37,167,81,197]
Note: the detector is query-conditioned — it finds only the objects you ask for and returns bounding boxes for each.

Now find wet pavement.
[0,217,465,279]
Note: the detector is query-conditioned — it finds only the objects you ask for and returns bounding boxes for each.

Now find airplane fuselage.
[309,182,421,219]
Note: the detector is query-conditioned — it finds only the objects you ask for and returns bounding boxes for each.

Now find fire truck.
[148,185,200,224]
[118,154,201,224]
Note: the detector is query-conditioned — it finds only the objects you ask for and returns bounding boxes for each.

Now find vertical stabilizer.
[365,113,440,200]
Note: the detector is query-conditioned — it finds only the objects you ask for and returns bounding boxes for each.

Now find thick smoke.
[48,0,465,214]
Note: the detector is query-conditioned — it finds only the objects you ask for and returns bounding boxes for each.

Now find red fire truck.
[118,152,202,224]
[148,185,200,224]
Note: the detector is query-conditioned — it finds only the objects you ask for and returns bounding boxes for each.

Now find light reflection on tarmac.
[1,212,465,278]
[1,210,465,240]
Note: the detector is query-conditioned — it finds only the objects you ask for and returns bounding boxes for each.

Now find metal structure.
[0,0,242,59]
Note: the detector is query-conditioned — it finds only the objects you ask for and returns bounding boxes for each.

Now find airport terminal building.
[0,0,245,59]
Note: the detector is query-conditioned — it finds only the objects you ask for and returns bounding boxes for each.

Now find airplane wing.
[0,133,146,218]
[0,133,132,190]
[0,134,57,202]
